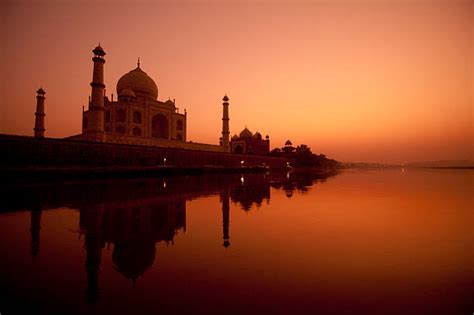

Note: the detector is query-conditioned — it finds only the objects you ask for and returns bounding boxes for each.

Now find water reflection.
[0,169,471,315]
[30,203,42,257]
[1,171,335,305]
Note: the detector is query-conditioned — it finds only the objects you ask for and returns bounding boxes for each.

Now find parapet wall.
[68,132,227,153]
[0,134,288,168]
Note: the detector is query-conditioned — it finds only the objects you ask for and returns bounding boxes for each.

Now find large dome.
[117,66,158,100]
[239,128,253,138]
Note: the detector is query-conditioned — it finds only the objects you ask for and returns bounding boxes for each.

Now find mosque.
[33,44,270,155]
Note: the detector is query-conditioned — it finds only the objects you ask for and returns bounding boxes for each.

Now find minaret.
[221,95,230,151]
[34,88,46,138]
[86,44,106,141]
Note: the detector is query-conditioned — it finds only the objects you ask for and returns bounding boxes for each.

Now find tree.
[294,145,315,166]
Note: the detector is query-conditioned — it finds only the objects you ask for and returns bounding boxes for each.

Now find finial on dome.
[137,57,140,68]
[93,43,106,56]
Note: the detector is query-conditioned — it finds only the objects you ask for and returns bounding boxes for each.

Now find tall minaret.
[221,95,230,151]
[86,44,106,141]
[34,88,46,138]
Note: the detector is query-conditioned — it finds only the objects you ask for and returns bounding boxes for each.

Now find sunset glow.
[1,0,472,163]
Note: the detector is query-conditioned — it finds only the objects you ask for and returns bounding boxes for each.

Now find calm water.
[0,169,471,315]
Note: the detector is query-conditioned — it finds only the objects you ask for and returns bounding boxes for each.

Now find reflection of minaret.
[220,190,230,248]
[30,204,42,256]
[80,204,104,305]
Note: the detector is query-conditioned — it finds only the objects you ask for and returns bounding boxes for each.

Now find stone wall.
[0,134,288,168]
[68,132,226,152]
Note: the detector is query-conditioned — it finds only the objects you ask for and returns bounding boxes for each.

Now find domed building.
[63,45,276,156]
[72,45,232,152]
[230,127,270,155]
[82,57,187,143]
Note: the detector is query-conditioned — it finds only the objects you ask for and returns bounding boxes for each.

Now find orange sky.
[0,0,472,163]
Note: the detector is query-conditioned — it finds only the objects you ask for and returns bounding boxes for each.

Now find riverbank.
[0,164,277,181]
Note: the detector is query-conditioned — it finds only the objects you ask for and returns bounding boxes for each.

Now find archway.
[234,144,243,154]
[133,111,142,124]
[151,114,169,139]
[133,127,142,136]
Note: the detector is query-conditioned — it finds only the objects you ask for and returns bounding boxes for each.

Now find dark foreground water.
[0,169,472,315]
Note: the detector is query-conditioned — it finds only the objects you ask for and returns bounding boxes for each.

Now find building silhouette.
[60,44,272,155]
[230,127,270,155]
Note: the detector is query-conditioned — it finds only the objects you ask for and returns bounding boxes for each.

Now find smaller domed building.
[230,127,270,155]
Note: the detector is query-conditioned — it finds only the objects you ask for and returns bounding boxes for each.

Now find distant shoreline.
[413,166,474,170]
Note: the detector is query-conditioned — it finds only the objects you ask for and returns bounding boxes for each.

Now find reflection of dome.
[239,128,252,138]
[117,66,158,100]
[118,88,135,98]
[112,242,156,282]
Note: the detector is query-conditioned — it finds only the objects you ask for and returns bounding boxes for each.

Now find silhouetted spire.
[34,87,46,138]
[221,95,230,150]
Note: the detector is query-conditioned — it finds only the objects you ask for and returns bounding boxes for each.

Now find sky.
[0,0,472,163]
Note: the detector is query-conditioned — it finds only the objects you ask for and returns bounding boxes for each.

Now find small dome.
[118,88,135,97]
[117,66,158,100]
[253,132,262,139]
[231,134,238,140]
[165,99,174,105]
[223,95,229,102]
[36,87,46,95]
[239,128,253,138]
[285,140,293,146]
[93,44,106,56]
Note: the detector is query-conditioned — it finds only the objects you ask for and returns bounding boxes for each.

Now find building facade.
[230,127,270,155]
[70,45,227,152]
[34,45,275,156]
[83,60,187,142]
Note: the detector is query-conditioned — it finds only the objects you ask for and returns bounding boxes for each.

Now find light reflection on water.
[0,169,471,315]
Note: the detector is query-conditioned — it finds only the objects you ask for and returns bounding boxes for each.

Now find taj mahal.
[33,44,270,156]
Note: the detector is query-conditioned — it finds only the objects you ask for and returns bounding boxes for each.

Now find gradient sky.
[0,0,472,163]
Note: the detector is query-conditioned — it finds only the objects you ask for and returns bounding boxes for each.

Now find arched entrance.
[151,114,169,139]
[234,144,243,154]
